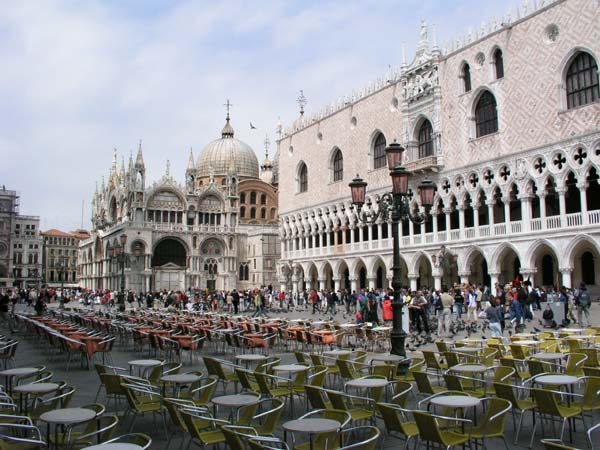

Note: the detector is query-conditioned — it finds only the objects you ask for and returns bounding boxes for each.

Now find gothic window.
[475,91,498,137]
[298,163,308,193]
[260,193,267,205]
[240,193,246,203]
[373,133,387,169]
[250,207,256,219]
[418,119,434,158]
[239,264,249,281]
[250,192,257,204]
[332,148,343,182]
[240,207,246,218]
[270,208,276,220]
[566,51,599,109]
[462,63,472,92]
[494,48,504,79]
[260,208,266,219]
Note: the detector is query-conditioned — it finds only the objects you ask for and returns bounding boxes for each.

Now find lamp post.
[348,140,435,357]
[107,233,128,312]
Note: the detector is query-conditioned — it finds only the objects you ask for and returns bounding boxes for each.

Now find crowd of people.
[0,277,593,339]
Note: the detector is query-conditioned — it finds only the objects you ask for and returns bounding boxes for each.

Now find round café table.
[236,354,268,369]
[534,374,579,386]
[370,353,406,363]
[13,382,60,414]
[128,359,162,377]
[430,395,481,427]
[449,364,489,374]
[81,444,142,450]
[160,373,202,397]
[211,394,260,422]
[40,407,97,450]
[283,418,341,450]
[531,352,564,361]
[272,364,310,376]
[323,349,351,358]
[345,377,389,400]
[0,367,38,394]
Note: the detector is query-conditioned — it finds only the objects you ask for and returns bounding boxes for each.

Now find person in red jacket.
[382,297,393,325]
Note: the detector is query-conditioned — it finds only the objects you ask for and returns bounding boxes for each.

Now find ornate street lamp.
[349,140,435,357]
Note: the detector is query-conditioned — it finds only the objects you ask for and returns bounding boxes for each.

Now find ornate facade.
[277,0,600,295]
[78,114,280,292]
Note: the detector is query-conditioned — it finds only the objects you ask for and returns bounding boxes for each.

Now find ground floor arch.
[528,241,559,288]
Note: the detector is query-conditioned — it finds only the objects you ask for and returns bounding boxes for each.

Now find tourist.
[485,297,504,337]
[409,291,429,333]
[574,282,592,327]
[437,286,454,337]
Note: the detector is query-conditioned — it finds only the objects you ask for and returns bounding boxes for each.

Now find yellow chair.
[290,409,350,450]
[422,351,448,375]
[467,397,512,450]
[376,402,418,449]
[326,389,375,425]
[413,410,471,450]
[338,426,380,450]
[540,439,581,450]
[104,434,152,450]
[413,371,446,397]
[531,388,584,443]
[493,382,536,445]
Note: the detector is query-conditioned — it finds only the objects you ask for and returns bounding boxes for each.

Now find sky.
[0,0,512,231]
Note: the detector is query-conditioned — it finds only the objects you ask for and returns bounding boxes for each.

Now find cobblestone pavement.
[4,301,598,450]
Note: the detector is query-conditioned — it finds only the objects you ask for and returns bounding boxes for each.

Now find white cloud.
[0,0,509,230]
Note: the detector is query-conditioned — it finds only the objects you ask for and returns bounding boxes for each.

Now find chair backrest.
[196,376,218,405]
[326,390,349,411]
[336,359,356,380]
[305,385,330,409]
[106,433,152,450]
[493,365,516,384]
[509,344,529,360]
[222,426,255,450]
[422,351,442,370]
[295,352,309,364]
[413,371,437,395]
[443,352,460,367]
[435,341,450,353]
[581,376,600,410]
[527,359,548,377]
[477,397,512,436]
[564,353,587,377]
[308,366,328,388]
[580,348,599,367]
[493,382,520,409]
[480,348,498,367]
[532,388,561,416]
[443,374,465,393]
[540,439,579,450]
[413,410,445,446]
[339,426,380,450]
[253,398,284,435]
[376,403,413,436]
[391,381,412,407]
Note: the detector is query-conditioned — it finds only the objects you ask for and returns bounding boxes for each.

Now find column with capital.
[557,189,566,227]
[486,200,495,234]
[431,211,439,242]
[559,267,573,289]
[333,278,341,292]
[520,269,537,286]
[520,194,533,232]
[317,278,327,291]
[458,271,471,285]
[408,274,418,292]
[539,192,547,229]
[350,278,358,293]
[433,274,442,290]
[473,206,480,236]
[489,271,500,291]
[458,205,466,239]
[579,181,589,225]
[368,277,376,290]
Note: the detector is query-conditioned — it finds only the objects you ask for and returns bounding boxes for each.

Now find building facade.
[0,189,43,289]
[277,0,600,295]
[78,114,280,293]
[41,229,90,288]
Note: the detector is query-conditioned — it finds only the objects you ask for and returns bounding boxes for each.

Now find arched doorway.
[467,249,489,287]
[541,255,554,286]
[376,267,384,289]
[358,266,367,290]
[322,263,333,290]
[582,251,595,285]
[497,246,521,285]
[531,243,558,288]
[152,238,187,291]
[415,255,434,290]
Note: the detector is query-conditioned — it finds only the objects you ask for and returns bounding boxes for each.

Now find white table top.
[370,354,406,362]
[340,323,359,328]
[272,364,310,373]
[40,407,96,425]
[456,347,480,353]
[82,444,142,450]
[211,394,260,407]
[532,352,564,360]
[512,340,539,346]
[13,382,60,394]
[236,354,268,361]
[449,364,488,373]
[346,378,389,388]
[323,350,352,357]
[283,418,340,434]
[0,367,38,377]
[128,359,162,367]
[535,374,579,385]
[160,373,201,384]
[430,395,480,408]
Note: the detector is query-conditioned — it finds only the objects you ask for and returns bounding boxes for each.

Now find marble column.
[579,182,589,225]
[520,196,532,232]
[408,274,418,292]
[560,267,573,289]
[434,275,442,290]
[350,277,358,293]
[333,278,341,292]
[458,271,471,285]
[368,277,376,290]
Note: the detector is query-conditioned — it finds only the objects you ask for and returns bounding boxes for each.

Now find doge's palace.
[277,0,600,296]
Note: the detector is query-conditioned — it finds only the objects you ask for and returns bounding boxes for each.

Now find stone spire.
[166,160,171,177]
[111,149,118,174]
[135,140,145,170]
[416,20,429,57]
[187,148,195,170]
[128,151,133,172]
[221,99,235,138]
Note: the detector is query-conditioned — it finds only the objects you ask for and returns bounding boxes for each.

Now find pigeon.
[481,335,487,340]
[534,327,542,333]
[250,122,257,129]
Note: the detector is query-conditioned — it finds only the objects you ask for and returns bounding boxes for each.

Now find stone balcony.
[283,209,600,260]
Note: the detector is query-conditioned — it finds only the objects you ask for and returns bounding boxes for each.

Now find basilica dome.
[196,118,259,179]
